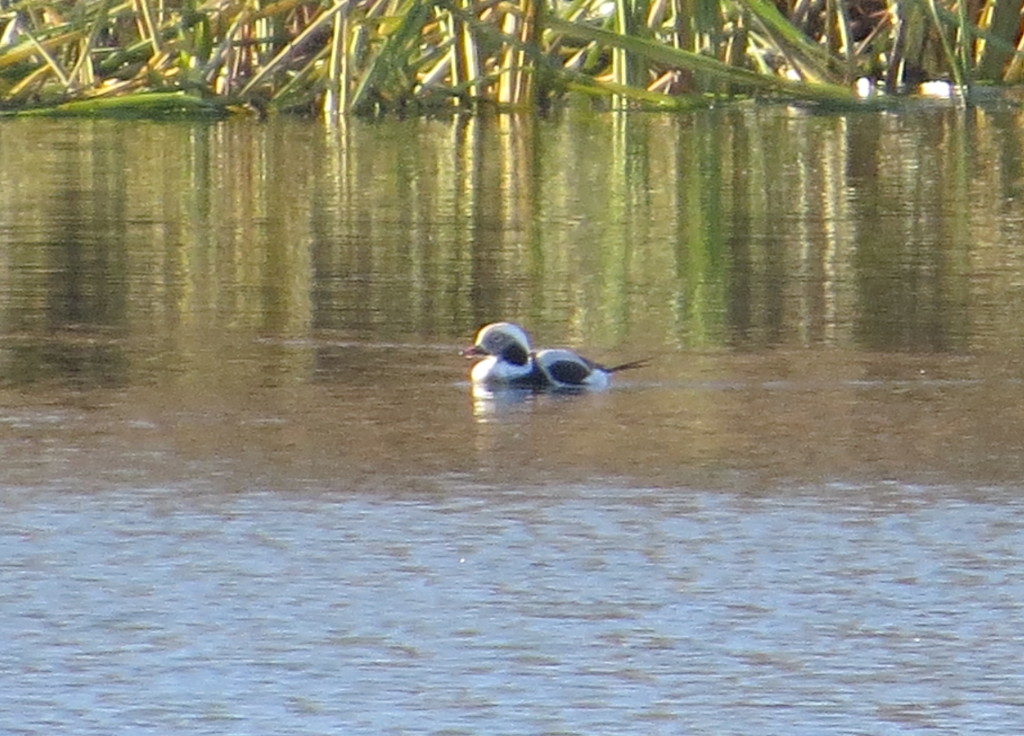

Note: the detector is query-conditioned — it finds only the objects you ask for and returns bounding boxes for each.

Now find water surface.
[2,108,1024,734]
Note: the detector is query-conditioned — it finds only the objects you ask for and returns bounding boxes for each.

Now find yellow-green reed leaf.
[736,0,832,58]
[0,30,84,71]
[8,91,228,117]
[545,15,858,103]
[956,0,972,87]
[323,8,348,117]
[20,27,71,87]
[256,0,308,19]
[274,45,329,111]
[133,0,163,55]
[735,0,839,82]
[972,0,1023,80]
[564,72,707,109]
[3,64,51,102]
[928,2,1024,66]
[239,0,351,97]
[65,0,112,89]
[923,0,966,90]
[349,0,433,113]
[496,0,542,107]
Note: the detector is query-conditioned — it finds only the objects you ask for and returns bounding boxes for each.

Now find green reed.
[1,0,1022,118]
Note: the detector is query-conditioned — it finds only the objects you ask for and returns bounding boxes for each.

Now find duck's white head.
[461,322,533,366]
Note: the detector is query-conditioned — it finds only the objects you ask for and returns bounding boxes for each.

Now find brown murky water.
[2,108,1024,734]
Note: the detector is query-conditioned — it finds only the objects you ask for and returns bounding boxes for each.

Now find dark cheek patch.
[504,343,530,366]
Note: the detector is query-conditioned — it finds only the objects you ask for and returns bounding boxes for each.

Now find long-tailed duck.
[461,321,648,390]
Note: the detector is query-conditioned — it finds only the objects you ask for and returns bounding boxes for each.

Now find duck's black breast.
[506,362,550,389]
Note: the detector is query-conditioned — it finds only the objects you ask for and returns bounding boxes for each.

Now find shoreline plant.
[1,0,1023,118]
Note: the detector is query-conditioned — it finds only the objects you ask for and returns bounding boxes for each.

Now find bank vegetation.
[1,0,1024,117]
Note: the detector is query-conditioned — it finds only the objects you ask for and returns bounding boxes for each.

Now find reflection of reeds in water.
[2,0,1022,118]
[1,107,1001,359]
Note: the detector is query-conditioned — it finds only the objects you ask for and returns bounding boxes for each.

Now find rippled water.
[4,483,1023,734]
[3,109,1024,733]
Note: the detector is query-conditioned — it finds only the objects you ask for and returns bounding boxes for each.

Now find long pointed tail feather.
[606,358,652,373]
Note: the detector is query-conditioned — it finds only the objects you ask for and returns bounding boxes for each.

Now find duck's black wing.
[533,349,600,386]
[541,356,593,385]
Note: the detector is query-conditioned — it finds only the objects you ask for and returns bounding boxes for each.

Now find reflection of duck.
[461,321,649,391]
